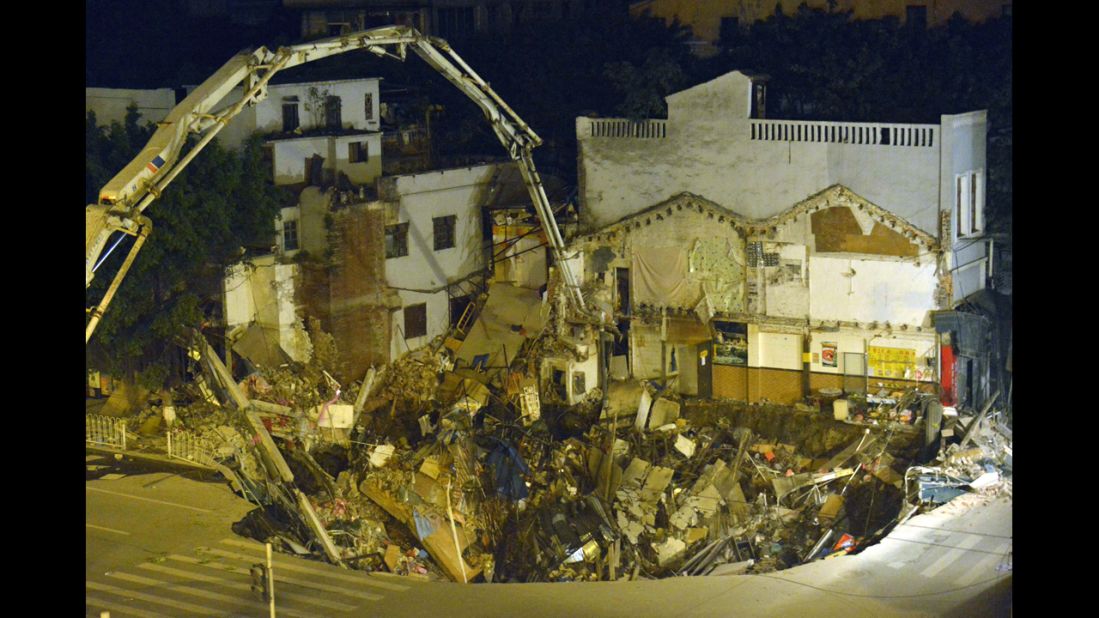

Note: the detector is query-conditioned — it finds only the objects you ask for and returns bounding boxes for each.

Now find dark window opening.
[552,369,568,400]
[750,82,767,119]
[970,172,979,233]
[385,223,409,258]
[433,215,456,251]
[282,102,299,132]
[906,5,927,28]
[572,371,586,395]
[306,154,325,186]
[615,267,630,316]
[404,303,427,339]
[283,220,299,251]
[348,141,368,163]
[325,95,342,130]
[669,348,677,373]
[612,319,630,356]
[449,294,473,328]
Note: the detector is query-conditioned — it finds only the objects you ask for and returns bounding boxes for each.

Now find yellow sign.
[868,346,916,379]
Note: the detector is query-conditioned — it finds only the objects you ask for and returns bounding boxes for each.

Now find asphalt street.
[86,453,1011,617]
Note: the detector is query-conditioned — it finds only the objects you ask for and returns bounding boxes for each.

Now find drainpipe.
[802,328,811,400]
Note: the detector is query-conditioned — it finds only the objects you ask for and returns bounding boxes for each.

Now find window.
[433,215,456,250]
[282,100,299,132]
[325,95,342,130]
[971,170,984,234]
[955,171,984,237]
[348,141,368,163]
[906,5,927,28]
[364,93,374,121]
[282,219,299,252]
[404,303,427,339]
[955,174,969,238]
[385,223,408,258]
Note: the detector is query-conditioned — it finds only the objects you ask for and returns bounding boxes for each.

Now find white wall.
[271,133,382,185]
[385,163,508,357]
[577,71,985,237]
[260,79,381,135]
[808,328,937,382]
[808,255,937,326]
[747,326,803,371]
[223,254,311,362]
[86,88,176,126]
[204,78,380,151]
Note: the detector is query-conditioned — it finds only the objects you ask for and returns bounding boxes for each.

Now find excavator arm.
[86,25,585,343]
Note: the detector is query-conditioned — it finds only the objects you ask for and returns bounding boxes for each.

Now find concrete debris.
[93,308,1008,587]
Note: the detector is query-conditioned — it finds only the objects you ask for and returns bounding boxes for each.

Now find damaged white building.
[571,70,991,408]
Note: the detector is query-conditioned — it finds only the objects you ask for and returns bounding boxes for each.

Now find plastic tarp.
[632,247,689,305]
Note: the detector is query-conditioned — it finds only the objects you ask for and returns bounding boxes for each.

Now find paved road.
[87,453,1010,617]
[85,454,421,617]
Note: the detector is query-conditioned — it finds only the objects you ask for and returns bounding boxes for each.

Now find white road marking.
[85,594,164,618]
[919,533,984,578]
[954,542,1011,587]
[86,523,131,536]
[86,580,221,616]
[196,548,388,600]
[99,473,127,480]
[86,486,214,513]
[218,538,411,591]
[168,555,366,608]
[137,562,331,616]
[108,571,267,611]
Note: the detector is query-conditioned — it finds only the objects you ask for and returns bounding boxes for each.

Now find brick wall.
[305,204,392,381]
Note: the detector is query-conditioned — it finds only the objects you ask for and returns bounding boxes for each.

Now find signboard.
[713,321,748,366]
[868,346,916,379]
[821,342,838,368]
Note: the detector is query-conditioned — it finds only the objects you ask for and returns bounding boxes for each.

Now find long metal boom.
[87,25,584,343]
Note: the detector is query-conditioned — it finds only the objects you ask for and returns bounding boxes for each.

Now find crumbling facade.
[575,70,991,410]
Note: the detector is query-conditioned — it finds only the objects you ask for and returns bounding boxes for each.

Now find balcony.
[749,119,937,147]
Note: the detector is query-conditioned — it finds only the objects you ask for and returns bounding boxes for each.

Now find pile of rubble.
[92,323,1010,584]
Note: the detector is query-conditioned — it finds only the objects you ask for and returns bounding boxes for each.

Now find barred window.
[385,223,408,258]
[433,215,456,251]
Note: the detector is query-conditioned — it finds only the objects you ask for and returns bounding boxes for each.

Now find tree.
[86,107,285,388]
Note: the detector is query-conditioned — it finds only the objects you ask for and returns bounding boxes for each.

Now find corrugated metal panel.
[932,311,989,357]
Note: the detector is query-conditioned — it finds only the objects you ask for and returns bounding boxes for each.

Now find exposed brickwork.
[299,204,392,381]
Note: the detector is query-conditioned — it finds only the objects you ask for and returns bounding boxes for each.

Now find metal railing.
[750,119,937,147]
[589,118,667,139]
[86,414,127,449]
[167,429,219,468]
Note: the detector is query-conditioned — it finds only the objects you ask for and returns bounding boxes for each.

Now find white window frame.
[955,173,971,238]
[281,218,300,253]
[971,169,984,234]
[955,169,985,239]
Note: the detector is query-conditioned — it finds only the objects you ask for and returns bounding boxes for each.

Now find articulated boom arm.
[86,25,584,343]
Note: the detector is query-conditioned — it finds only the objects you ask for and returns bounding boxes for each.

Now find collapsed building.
[87,69,1010,584]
